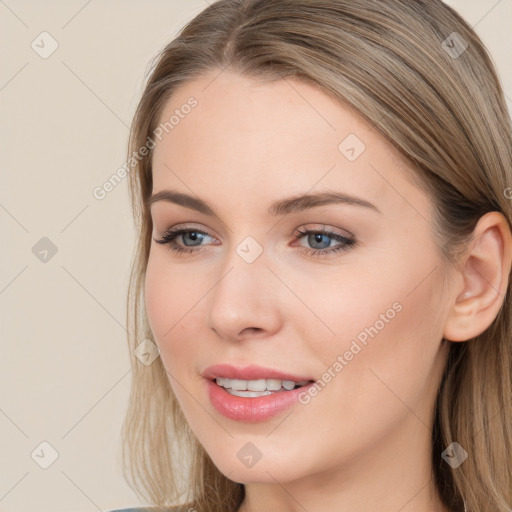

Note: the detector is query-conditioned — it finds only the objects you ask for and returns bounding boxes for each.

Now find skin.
[144,69,512,512]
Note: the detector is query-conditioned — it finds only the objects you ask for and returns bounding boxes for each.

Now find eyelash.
[154,225,356,257]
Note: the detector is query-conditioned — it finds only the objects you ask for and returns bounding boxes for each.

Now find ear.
[443,211,512,342]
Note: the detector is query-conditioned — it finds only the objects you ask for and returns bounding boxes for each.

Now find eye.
[292,226,356,256]
[154,224,357,257]
[154,225,216,255]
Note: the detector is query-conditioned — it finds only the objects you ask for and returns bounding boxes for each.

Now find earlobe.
[443,212,512,343]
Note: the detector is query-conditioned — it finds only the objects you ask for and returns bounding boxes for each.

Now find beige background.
[1,1,511,511]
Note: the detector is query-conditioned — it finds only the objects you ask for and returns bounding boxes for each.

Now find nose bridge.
[211,236,268,312]
[206,236,281,339]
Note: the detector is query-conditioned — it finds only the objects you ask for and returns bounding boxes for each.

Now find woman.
[112,1,512,511]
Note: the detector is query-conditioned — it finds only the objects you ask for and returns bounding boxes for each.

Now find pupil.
[310,233,329,249]
[183,231,203,247]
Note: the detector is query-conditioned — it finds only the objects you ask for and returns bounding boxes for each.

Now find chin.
[203,444,311,485]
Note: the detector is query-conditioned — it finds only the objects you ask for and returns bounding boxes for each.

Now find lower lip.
[206,379,314,422]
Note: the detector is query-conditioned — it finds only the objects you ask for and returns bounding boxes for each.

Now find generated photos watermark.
[298,301,403,405]
[92,96,198,201]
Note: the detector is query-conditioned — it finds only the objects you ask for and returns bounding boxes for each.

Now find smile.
[215,377,312,397]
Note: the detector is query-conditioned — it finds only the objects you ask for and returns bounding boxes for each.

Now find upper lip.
[202,363,314,382]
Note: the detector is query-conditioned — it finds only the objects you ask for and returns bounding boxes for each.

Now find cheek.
[319,268,446,423]
[144,252,200,341]
[287,260,408,360]
[144,251,214,397]
[323,238,443,358]
[307,245,446,395]
[144,256,172,341]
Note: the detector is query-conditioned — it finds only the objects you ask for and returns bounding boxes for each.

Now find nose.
[206,248,283,343]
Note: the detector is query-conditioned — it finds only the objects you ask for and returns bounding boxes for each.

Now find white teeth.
[215,377,310,393]
[216,377,228,388]
[247,379,267,391]
[228,389,273,397]
[266,379,282,391]
[282,380,295,390]
[230,379,248,391]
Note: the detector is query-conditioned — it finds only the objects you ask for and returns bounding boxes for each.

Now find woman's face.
[145,70,454,487]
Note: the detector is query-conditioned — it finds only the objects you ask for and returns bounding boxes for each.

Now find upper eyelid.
[158,223,351,235]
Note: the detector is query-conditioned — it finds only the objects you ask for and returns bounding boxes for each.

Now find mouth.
[213,377,315,397]
[202,364,317,421]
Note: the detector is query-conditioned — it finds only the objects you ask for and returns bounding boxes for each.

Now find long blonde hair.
[120,1,512,511]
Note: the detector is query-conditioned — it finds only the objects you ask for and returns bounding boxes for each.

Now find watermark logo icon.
[134,338,160,366]
[237,442,263,468]
[441,442,468,468]
[32,237,58,263]
[31,441,59,469]
[236,236,263,264]
[442,32,468,59]
[338,134,366,162]
[31,31,59,59]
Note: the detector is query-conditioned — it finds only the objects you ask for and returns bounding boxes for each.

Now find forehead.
[150,69,427,219]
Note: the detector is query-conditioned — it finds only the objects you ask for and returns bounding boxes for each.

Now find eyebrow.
[146,189,381,217]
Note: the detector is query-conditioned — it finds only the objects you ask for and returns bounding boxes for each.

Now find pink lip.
[202,364,315,422]
[201,363,313,382]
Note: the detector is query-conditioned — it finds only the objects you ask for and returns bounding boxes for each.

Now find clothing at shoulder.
[109,507,192,512]
[108,509,155,512]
